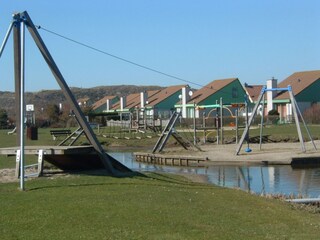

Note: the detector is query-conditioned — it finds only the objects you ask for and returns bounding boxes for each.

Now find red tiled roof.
[245,85,264,102]
[188,78,238,104]
[146,85,187,107]
[112,90,161,110]
[275,70,320,100]
[92,96,117,110]
[112,93,140,110]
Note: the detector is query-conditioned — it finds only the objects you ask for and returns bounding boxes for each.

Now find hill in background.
[0,85,164,119]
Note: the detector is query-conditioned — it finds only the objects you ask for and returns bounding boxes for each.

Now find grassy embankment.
[1,126,320,239]
[1,172,320,239]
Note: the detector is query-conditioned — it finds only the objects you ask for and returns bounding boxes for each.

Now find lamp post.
[19,19,26,190]
[244,94,252,152]
[220,97,223,144]
[193,101,197,145]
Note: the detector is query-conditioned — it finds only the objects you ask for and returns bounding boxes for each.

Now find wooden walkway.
[0,145,97,156]
[0,145,104,171]
[134,152,208,167]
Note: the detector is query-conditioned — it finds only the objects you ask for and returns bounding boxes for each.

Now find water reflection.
[109,152,320,198]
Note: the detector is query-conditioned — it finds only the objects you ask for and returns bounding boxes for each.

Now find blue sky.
[0,0,319,91]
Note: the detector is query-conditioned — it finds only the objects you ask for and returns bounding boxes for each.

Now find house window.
[232,87,238,98]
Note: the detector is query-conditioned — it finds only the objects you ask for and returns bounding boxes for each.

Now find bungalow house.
[106,86,185,128]
[176,78,247,118]
[91,95,119,113]
[145,85,187,119]
[269,70,320,122]
[110,85,186,117]
[111,90,161,113]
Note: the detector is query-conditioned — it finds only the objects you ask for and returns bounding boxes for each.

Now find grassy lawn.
[1,172,320,240]
[1,123,319,150]
[1,126,320,239]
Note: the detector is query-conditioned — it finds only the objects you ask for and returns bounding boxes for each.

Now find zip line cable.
[36,25,203,88]
[36,25,246,100]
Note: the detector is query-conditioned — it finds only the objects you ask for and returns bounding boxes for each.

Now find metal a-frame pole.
[10,13,27,190]
[290,92,317,150]
[13,14,22,146]
[19,11,127,174]
[153,111,180,153]
[11,13,27,190]
[220,98,223,144]
[19,20,26,190]
[288,87,306,152]
[0,22,14,58]
[259,93,265,150]
[236,87,266,155]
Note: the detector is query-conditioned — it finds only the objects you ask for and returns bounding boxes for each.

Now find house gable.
[197,79,246,105]
[154,91,181,110]
[92,96,119,113]
[147,85,186,110]
[276,70,320,101]
[245,85,264,103]
[296,80,320,103]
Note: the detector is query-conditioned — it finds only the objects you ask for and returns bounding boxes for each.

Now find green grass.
[1,126,320,239]
[195,123,320,142]
[1,123,319,149]
[240,124,320,141]
[1,172,320,240]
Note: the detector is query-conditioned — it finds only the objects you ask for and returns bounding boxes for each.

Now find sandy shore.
[159,141,320,165]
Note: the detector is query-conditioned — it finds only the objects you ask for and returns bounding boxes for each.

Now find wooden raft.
[134,152,208,167]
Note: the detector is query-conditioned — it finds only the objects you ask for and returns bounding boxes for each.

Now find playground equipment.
[236,86,317,155]
[0,11,129,189]
[200,99,245,144]
[7,127,17,135]
[153,111,201,153]
[131,107,163,133]
[96,108,162,140]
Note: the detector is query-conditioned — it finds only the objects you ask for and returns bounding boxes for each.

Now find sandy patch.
[0,168,73,183]
[0,168,18,183]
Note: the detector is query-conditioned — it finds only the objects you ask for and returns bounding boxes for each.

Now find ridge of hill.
[0,85,164,118]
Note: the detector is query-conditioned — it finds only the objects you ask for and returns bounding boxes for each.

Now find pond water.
[109,152,320,198]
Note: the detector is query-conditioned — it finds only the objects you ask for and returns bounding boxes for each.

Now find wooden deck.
[134,152,208,167]
[0,145,105,170]
[0,145,97,156]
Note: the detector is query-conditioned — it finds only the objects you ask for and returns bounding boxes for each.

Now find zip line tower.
[0,11,129,190]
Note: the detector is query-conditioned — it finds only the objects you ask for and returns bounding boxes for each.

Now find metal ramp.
[152,112,201,153]
[58,116,85,146]
[0,11,130,190]
[58,127,84,146]
[172,130,201,151]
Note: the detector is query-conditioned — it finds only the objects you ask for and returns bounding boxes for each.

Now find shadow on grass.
[26,168,214,192]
